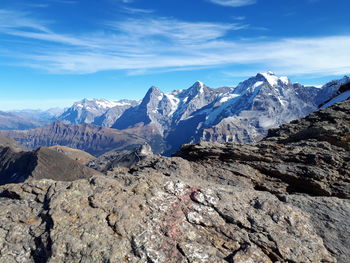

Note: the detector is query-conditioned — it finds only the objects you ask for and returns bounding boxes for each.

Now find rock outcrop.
[0,100,349,262]
[87,143,153,172]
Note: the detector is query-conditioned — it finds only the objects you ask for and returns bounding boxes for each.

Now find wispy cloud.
[0,9,349,78]
[231,16,246,20]
[116,0,134,3]
[207,0,257,7]
[0,10,49,32]
[48,0,77,4]
[107,18,246,43]
[120,6,154,14]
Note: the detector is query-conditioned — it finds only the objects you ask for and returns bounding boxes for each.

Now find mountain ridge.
[0,121,149,156]
[1,73,349,155]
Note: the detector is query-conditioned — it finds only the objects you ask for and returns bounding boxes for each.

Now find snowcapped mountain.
[197,72,320,143]
[113,71,327,154]
[112,82,231,136]
[58,98,139,126]
[165,72,321,152]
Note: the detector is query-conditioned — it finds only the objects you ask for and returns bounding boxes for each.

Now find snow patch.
[164,94,180,115]
[75,103,83,108]
[277,97,288,106]
[279,76,289,85]
[74,99,124,109]
[321,90,350,109]
[197,81,205,93]
[252,81,264,90]
[306,85,323,89]
[114,101,132,106]
[259,117,277,129]
[260,72,279,87]
[219,94,240,103]
[260,72,289,87]
[95,100,119,108]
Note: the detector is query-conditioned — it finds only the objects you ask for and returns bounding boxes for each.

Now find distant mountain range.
[57,99,140,126]
[9,108,64,122]
[0,111,46,130]
[0,121,152,156]
[1,72,349,155]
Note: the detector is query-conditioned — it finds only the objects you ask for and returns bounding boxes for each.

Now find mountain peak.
[194,80,204,87]
[257,71,289,86]
[264,70,275,76]
[188,81,206,94]
[139,86,163,107]
[144,86,162,98]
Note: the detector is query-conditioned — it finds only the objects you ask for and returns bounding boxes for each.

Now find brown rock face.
[0,100,349,262]
[0,121,148,156]
[176,100,350,199]
[0,146,100,185]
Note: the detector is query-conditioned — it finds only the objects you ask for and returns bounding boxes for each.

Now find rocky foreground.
[0,101,349,263]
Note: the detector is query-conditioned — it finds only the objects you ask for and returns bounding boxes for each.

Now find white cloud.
[48,0,77,4]
[120,6,154,14]
[107,18,246,43]
[0,10,49,32]
[207,0,257,7]
[231,16,246,20]
[0,9,349,78]
[117,0,134,3]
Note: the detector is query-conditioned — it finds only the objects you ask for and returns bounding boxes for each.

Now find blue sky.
[0,0,349,110]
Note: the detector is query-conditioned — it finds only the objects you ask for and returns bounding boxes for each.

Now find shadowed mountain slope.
[0,146,100,185]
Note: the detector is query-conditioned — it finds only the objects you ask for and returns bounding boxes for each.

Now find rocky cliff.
[0,100,348,262]
[87,143,153,172]
[0,121,148,156]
